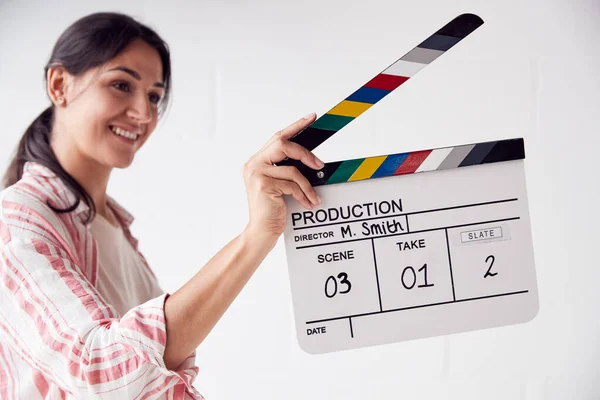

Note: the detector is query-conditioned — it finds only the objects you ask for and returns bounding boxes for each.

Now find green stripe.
[327,159,365,184]
[311,114,354,131]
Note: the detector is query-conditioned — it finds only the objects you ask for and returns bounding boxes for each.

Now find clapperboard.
[277,13,539,354]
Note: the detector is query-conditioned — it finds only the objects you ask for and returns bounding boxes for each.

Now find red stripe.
[141,375,178,400]
[32,369,50,398]
[67,353,142,385]
[134,374,163,399]
[174,383,186,399]
[0,344,16,399]
[5,346,19,399]
[129,308,164,324]
[364,74,409,91]
[89,226,98,288]
[121,319,166,347]
[393,150,432,175]
[0,221,10,245]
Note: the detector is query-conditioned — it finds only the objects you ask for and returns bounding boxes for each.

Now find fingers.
[262,165,321,207]
[262,112,317,150]
[275,179,316,210]
[266,139,324,170]
[277,112,317,140]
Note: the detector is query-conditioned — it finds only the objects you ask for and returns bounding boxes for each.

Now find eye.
[113,81,162,106]
[149,92,162,105]
[112,81,131,92]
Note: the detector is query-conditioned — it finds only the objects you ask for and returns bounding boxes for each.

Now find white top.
[90,207,163,316]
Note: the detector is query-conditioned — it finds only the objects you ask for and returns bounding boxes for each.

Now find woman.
[0,12,323,399]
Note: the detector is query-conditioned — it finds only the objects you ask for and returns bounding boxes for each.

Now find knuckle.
[285,166,306,186]
[242,163,254,179]
[292,183,303,196]
[282,165,297,176]
[289,167,307,184]
[294,172,308,187]
[255,175,269,190]
[275,136,287,147]
[241,161,250,175]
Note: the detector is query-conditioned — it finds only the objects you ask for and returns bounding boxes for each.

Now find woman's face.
[52,39,165,169]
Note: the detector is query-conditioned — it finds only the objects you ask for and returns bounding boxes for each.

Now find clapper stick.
[275,13,484,183]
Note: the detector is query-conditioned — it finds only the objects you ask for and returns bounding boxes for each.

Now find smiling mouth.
[109,125,140,142]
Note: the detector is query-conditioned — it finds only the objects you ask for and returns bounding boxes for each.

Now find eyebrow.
[107,66,165,89]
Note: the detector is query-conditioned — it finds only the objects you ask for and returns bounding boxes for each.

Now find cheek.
[74,90,119,125]
[70,105,119,149]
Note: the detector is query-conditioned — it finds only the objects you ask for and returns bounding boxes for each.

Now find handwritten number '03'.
[325,272,352,298]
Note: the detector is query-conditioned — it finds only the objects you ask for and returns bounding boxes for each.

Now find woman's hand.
[242,112,324,242]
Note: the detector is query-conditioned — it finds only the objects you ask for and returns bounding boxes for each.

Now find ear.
[47,64,72,107]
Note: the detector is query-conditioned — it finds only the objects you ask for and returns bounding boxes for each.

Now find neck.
[50,127,112,217]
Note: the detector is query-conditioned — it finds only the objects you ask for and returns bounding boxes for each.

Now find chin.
[110,156,135,169]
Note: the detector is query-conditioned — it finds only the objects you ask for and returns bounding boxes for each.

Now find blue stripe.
[371,153,409,178]
[346,87,391,104]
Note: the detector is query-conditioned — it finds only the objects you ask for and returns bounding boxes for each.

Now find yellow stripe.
[328,100,373,118]
[349,156,387,181]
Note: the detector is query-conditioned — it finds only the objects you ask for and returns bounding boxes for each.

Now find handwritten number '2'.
[484,255,497,278]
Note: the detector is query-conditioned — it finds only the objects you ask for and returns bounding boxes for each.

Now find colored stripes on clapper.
[283,13,484,153]
[295,138,525,186]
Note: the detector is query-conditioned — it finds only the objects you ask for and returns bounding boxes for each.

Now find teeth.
[110,126,138,140]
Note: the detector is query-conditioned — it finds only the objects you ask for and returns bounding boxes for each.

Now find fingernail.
[315,156,325,168]
[303,112,315,120]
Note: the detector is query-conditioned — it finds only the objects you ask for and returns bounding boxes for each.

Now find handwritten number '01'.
[484,255,497,278]
[325,272,352,298]
[401,263,434,290]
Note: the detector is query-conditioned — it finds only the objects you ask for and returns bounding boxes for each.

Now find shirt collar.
[23,161,135,228]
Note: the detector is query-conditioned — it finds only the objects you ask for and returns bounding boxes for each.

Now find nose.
[127,93,153,125]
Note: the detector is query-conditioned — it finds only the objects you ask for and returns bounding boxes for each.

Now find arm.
[163,229,277,370]
[163,113,324,369]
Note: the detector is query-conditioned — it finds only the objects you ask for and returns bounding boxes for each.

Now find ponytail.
[3,105,91,219]
[3,106,54,189]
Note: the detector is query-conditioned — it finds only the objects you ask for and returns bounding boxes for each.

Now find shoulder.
[0,163,78,247]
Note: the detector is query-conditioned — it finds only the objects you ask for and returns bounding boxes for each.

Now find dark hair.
[2,12,172,223]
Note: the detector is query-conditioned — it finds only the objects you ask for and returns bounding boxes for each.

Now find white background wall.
[1,0,598,398]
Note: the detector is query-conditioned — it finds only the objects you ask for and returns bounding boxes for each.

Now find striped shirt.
[0,161,204,399]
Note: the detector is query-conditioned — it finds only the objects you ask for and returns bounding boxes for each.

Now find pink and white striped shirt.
[0,161,204,399]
